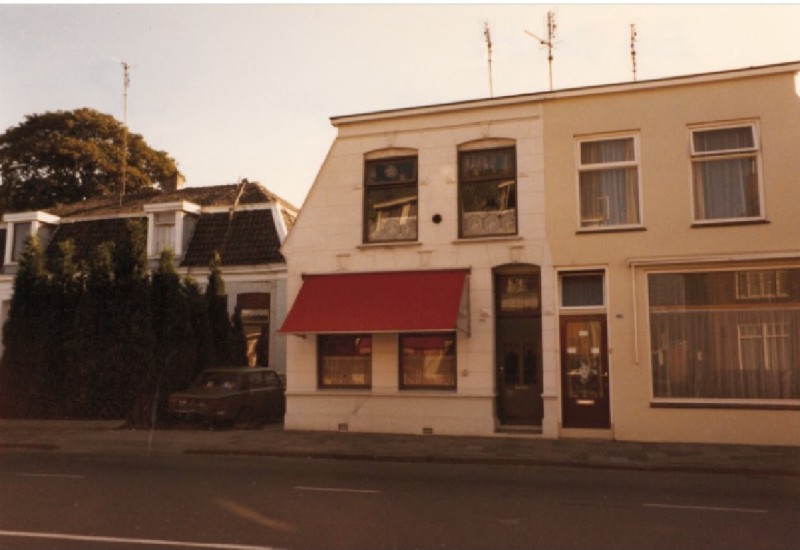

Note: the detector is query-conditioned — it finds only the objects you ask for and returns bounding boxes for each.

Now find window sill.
[453,235,522,245]
[651,400,799,411]
[691,218,770,228]
[576,225,646,235]
[357,241,422,250]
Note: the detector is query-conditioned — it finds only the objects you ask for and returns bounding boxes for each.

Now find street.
[1,451,798,550]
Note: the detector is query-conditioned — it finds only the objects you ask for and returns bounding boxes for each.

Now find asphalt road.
[1,451,798,550]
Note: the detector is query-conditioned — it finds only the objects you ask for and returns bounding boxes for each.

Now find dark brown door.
[494,267,543,426]
[497,318,542,425]
[560,315,610,429]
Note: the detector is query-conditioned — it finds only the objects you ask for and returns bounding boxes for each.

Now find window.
[364,157,417,243]
[458,147,517,238]
[11,222,32,262]
[237,293,270,367]
[400,333,456,390]
[561,272,604,307]
[497,274,540,313]
[577,136,640,228]
[736,270,789,300]
[690,123,762,222]
[648,268,799,401]
[318,334,372,389]
[153,212,176,253]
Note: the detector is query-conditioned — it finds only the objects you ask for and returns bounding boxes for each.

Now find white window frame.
[737,322,791,372]
[736,270,790,300]
[558,269,607,310]
[575,133,642,231]
[689,121,764,224]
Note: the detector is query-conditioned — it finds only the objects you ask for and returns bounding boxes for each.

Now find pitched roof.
[46,217,146,265]
[181,209,285,267]
[45,181,296,218]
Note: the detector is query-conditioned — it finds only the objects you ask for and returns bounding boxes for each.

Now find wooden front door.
[560,315,610,429]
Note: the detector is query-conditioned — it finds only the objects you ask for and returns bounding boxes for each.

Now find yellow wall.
[544,71,800,445]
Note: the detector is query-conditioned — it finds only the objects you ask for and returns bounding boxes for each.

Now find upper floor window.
[364,156,418,243]
[458,147,517,238]
[153,212,176,254]
[10,222,32,262]
[690,123,762,222]
[577,135,640,228]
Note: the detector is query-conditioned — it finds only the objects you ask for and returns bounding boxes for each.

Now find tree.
[150,249,196,423]
[206,252,232,365]
[0,234,51,417]
[0,108,180,212]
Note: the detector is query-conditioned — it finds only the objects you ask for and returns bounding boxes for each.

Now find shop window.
[399,333,456,390]
[690,123,762,222]
[648,268,800,401]
[577,136,641,228]
[458,147,517,238]
[318,334,372,389]
[364,157,417,243]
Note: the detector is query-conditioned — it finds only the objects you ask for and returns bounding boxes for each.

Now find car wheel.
[234,407,255,429]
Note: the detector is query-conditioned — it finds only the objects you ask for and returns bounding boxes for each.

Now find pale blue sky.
[2,3,800,207]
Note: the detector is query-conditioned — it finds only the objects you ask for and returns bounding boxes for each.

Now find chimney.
[162,172,185,193]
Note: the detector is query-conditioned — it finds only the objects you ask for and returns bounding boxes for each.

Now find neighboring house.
[280,61,800,446]
[0,179,297,375]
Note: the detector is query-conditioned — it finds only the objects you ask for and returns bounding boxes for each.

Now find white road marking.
[294,485,380,494]
[18,473,85,479]
[643,503,768,514]
[0,530,282,550]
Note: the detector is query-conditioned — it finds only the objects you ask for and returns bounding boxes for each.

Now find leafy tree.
[0,108,179,212]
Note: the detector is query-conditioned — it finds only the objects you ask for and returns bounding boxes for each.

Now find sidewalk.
[1,420,798,476]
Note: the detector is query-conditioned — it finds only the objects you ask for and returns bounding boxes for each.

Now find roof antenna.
[525,10,557,91]
[117,60,132,206]
[483,21,494,97]
[630,24,638,82]
[230,178,248,221]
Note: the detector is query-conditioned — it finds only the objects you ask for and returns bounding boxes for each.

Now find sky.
[2,3,800,208]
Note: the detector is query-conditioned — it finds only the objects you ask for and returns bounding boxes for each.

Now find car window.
[194,373,240,390]
[246,372,265,389]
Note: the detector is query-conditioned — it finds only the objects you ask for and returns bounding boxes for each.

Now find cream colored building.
[280,61,800,446]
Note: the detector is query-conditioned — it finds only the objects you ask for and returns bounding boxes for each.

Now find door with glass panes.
[495,266,543,426]
[558,272,610,429]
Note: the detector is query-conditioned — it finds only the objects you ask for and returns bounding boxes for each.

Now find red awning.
[279,269,470,334]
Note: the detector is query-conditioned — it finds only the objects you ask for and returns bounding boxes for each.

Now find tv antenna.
[525,10,557,91]
[630,24,638,82]
[118,60,132,205]
[483,21,494,97]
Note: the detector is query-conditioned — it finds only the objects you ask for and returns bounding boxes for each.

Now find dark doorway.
[494,265,543,426]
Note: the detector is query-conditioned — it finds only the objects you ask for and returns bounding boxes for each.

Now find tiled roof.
[46,218,146,265]
[45,181,296,218]
[181,209,285,268]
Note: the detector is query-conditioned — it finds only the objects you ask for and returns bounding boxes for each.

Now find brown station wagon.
[167,367,285,425]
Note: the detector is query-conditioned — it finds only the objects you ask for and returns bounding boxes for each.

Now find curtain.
[579,139,638,226]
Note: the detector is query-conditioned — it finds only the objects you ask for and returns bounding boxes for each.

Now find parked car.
[167,367,285,425]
